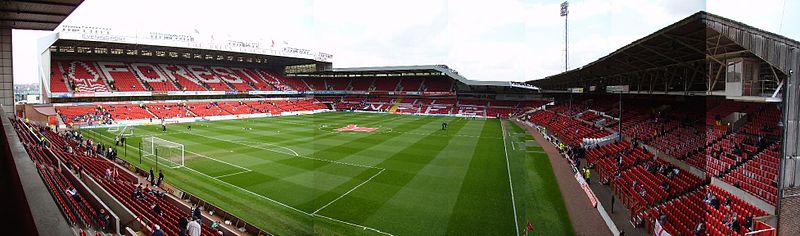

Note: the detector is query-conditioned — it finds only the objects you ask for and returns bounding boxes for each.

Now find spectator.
[710,196,720,209]
[158,170,164,187]
[730,212,740,232]
[65,187,80,203]
[133,184,145,200]
[704,192,714,204]
[693,222,704,236]
[149,168,155,185]
[723,212,732,227]
[187,218,202,236]
[744,215,754,231]
[97,208,110,230]
[723,197,732,209]
[660,181,670,193]
[178,216,189,236]
[152,224,164,236]
[193,205,202,220]
[152,203,162,216]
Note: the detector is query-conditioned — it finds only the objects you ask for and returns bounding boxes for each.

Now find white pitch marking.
[212,170,252,179]
[312,169,385,214]
[501,121,521,236]
[89,118,394,236]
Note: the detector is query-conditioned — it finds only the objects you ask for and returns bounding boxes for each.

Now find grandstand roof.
[50,39,324,69]
[294,65,539,90]
[0,0,83,30]
[527,11,800,92]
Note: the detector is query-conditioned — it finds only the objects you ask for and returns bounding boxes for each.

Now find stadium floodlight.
[560,1,569,71]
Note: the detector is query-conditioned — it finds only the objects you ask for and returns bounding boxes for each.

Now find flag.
[654,220,671,236]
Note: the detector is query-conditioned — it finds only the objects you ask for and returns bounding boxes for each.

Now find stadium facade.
[527,11,799,236]
[1,4,799,236]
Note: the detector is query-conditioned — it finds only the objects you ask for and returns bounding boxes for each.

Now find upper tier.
[49,61,454,94]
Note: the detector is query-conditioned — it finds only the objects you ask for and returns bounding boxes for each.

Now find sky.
[12,0,800,85]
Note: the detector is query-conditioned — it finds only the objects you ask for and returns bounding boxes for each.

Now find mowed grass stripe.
[83,113,573,236]
[358,119,487,235]
[316,119,471,232]
[290,116,448,211]
[183,113,410,156]
[445,120,516,236]
[204,112,382,142]
[306,116,442,164]
[148,125,383,211]
[508,123,573,236]
[82,128,320,235]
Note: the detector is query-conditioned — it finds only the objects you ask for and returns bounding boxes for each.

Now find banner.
[573,171,598,207]
[654,220,671,236]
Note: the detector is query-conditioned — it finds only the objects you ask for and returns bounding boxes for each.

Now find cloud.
[13,0,800,85]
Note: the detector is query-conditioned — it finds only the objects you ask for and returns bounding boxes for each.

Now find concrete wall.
[79,170,141,231]
[60,163,121,234]
[1,110,72,235]
[0,28,12,114]
[779,187,800,236]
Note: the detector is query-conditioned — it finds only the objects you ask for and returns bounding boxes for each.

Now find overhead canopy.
[0,0,83,30]
[50,39,326,69]
[292,65,539,91]
[528,11,800,94]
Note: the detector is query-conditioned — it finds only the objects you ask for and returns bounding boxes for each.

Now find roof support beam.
[663,34,724,65]
[637,43,708,77]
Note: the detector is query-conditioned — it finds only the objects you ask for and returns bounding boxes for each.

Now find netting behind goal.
[142,136,185,168]
[108,125,134,137]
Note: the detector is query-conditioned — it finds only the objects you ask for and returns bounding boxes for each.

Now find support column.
[778,50,800,236]
[0,27,13,114]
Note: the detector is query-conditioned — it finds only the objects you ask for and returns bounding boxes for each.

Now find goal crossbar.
[142,136,185,167]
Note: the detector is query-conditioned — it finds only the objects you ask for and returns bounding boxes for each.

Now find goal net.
[108,125,134,137]
[142,136,185,168]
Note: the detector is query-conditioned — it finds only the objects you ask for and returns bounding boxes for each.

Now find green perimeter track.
[81,112,573,235]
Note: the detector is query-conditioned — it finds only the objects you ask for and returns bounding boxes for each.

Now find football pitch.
[81,112,573,236]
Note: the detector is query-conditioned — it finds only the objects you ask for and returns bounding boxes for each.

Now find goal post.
[109,125,134,137]
[141,136,185,168]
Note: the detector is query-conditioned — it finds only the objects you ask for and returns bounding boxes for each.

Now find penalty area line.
[312,213,394,236]
[212,170,253,179]
[312,169,385,214]
[85,127,394,236]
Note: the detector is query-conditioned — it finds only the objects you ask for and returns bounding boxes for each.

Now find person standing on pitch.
[441,121,448,130]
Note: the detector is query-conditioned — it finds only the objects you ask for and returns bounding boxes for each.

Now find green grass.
[81,112,573,235]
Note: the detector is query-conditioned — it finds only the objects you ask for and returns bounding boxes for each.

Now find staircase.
[387,97,403,113]
[124,64,149,91]
[143,106,160,119]
[151,65,183,91]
